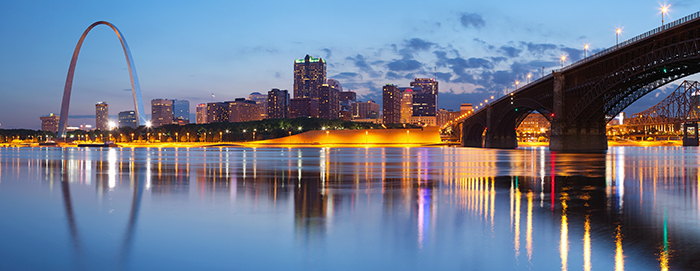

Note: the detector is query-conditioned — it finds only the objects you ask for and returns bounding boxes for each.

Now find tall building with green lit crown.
[294,55,326,99]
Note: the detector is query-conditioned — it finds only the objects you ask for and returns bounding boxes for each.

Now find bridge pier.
[549,72,607,152]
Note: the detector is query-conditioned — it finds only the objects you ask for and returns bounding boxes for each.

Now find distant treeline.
[1,118,421,143]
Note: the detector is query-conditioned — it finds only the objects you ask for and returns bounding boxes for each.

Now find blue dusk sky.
[1,0,699,129]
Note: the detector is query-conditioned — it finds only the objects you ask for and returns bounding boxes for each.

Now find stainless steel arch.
[57,21,147,138]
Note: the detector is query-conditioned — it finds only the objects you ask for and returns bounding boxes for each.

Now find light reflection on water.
[0,146,699,270]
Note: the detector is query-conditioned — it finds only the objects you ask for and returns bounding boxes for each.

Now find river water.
[0,146,699,270]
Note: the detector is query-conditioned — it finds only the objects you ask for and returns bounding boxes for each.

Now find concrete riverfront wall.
[256,127,440,145]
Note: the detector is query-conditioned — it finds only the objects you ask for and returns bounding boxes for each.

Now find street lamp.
[560,55,567,67]
[527,74,531,84]
[616,28,622,48]
[661,5,670,26]
[583,44,589,60]
[515,80,520,89]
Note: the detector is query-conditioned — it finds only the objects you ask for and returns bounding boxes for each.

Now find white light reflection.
[146,151,152,190]
[108,148,117,189]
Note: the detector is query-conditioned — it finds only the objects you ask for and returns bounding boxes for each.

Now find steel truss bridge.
[621,80,700,145]
[450,11,700,152]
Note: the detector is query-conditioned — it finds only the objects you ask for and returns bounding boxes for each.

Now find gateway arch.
[57,21,147,138]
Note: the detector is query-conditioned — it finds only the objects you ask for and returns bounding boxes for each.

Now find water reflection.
[1,146,700,270]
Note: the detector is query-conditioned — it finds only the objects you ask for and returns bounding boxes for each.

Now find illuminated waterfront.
[1,146,699,270]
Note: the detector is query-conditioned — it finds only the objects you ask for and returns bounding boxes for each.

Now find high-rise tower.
[382,84,401,124]
[293,55,326,99]
[95,102,109,130]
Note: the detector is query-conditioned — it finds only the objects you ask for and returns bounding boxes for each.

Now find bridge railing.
[555,11,700,73]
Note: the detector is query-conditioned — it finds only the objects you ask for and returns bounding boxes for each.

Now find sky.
[1,0,700,129]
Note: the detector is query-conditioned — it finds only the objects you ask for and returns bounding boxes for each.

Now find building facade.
[40,114,60,133]
[206,102,230,123]
[400,89,413,123]
[382,84,401,124]
[293,55,326,99]
[249,92,268,119]
[352,100,380,120]
[95,101,108,130]
[196,103,207,124]
[151,99,174,127]
[319,84,339,119]
[229,98,263,122]
[172,99,190,121]
[118,111,137,128]
[267,89,290,119]
[290,98,319,118]
[410,78,438,117]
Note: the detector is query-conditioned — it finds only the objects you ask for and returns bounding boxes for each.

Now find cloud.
[346,54,382,78]
[499,45,521,58]
[123,88,131,91]
[330,72,363,81]
[387,58,423,72]
[560,46,582,62]
[275,72,282,79]
[406,38,434,51]
[460,13,485,29]
[522,42,557,56]
[386,71,403,80]
[322,48,332,59]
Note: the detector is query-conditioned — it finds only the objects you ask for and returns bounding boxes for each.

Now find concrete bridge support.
[549,72,608,152]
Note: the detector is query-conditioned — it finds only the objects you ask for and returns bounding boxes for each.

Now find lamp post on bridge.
[560,55,566,68]
[583,44,589,60]
[616,28,622,48]
[661,5,670,26]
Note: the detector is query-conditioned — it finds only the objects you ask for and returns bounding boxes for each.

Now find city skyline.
[2,0,700,129]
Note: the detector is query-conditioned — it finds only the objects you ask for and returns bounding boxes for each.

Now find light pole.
[527,74,531,84]
[560,55,566,68]
[616,28,622,48]
[661,5,669,26]
[515,80,520,89]
[584,44,589,60]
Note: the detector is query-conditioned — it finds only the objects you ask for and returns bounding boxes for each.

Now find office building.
[410,78,438,117]
[40,113,60,133]
[382,84,401,124]
[290,98,319,118]
[267,89,290,119]
[249,92,268,119]
[352,100,380,120]
[319,84,339,119]
[95,102,108,130]
[437,109,461,127]
[196,103,207,124]
[293,55,326,99]
[400,89,414,123]
[206,102,230,123]
[151,99,174,127]
[172,99,190,121]
[118,111,137,128]
[229,98,263,122]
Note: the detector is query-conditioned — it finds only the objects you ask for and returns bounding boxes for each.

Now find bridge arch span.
[567,27,700,125]
[462,118,487,148]
[57,21,147,138]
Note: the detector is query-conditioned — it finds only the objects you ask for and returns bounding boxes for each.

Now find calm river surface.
[1,146,699,270]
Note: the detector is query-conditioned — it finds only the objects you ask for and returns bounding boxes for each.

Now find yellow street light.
[560,55,567,67]
[616,28,622,48]
[583,44,589,59]
[661,5,670,25]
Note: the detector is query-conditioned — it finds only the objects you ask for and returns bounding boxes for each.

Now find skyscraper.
[95,102,109,130]
[382,84,401,124]
[319,84,339,119]
[40,113,60,133]
[151,99,173,127]
[400,88,413,123]
[352,100,380,119]
[267,89,289,119]
[118,111,137,128]
[410,78,438,117]
[172,99,190,121]
[293,55,326,99]
[196,103,208,124]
